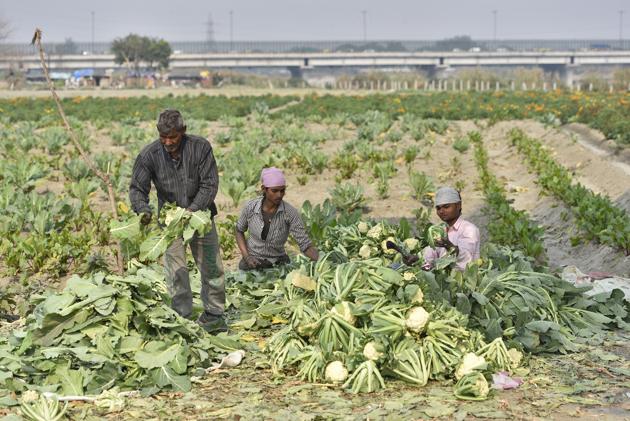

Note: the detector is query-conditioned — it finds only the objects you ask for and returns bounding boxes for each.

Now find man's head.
[434,186,462,224]
[157,109,186,154]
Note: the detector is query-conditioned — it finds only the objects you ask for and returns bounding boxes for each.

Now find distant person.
[422,187,480,271]
[235,167,319,270]
[405,187,480,271]
[129,109,226,333]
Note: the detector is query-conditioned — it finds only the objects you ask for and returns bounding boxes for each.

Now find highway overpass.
[3,51,630,84]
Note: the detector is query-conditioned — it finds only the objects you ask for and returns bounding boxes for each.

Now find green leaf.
[455,293,471,315]
[33,309,91,347]
[0,395,18,407]
[95,335,116,360]
[68,347,110,364]
[0,370,12,383]
[65,276,100,297]
[38,292,76,318]
[182,226,196,244]
[471,292,489,306]
[169,344,190,375]
[119,335,144,354]
[150,366,191,392]
[57,286,117,317]
[423,400,455,418]
[164,206,187,227]
[525,320,560,333]
[55,365,84,395]
[139,232,172,261]
[109,215,141,240]
[188,210,212,233]
[134,341,181,369]
[93,296,116,316]
[205,333,243,352]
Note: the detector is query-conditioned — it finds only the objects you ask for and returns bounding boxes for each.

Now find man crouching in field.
[129,109,227,333]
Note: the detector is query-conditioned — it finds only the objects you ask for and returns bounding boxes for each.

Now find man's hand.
[245,255,261,269]
[140,212,152,226]
[403,254,420,266]
[435,237,455,249]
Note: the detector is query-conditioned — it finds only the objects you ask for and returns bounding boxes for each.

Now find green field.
[1,91,629,420]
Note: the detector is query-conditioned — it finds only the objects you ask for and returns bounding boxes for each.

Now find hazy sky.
[1,0,628,43]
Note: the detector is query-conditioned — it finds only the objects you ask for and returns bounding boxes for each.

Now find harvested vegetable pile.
[0,264,239,396]
[259,220,629,397]
[0,205,241,399]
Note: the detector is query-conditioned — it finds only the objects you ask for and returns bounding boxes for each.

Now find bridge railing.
[327,79,630,93]
[2,39,629,56]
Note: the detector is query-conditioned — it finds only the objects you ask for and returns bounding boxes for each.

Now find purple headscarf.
[261,167,286,188]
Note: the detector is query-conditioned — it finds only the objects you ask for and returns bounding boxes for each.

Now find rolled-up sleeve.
[287,208,312,252]
[236,204,251,233]
[188,145,219,212]
[129,155,153,214]
[422,246,446,267]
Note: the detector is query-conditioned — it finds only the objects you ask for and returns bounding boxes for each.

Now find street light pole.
[229,10,234,52]
[619,10,623,43]
[362,10,367,42]
[91,11,95,53]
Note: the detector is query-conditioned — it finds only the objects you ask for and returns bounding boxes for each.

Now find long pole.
[229,10,233,51]
[362,10,367,42]
[91,11,95,53]
[619,10,623,43]
[32,28,124,274]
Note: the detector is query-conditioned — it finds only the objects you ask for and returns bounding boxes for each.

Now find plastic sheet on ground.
[561,266,630,299]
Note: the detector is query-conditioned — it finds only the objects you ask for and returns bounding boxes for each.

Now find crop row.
[509,128,630,254]
[469,131,546,262]
[279,91,630,146]
[0,94,296,123]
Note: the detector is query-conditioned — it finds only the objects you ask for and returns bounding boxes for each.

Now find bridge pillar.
[540,63,578,88]
[417,65,439,79]
[287,66,303,80]
[432,65,451,80]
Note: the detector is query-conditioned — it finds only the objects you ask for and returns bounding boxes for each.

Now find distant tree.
[0,15,11,57]
[334,42,406,53]
[111,34,172,72]
[54,38,78,55]
[289,46,322,53]
[0,15,10,42]
[431,36,478,52]
[145,39,172,69]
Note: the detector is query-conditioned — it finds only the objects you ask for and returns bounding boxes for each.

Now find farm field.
[0,90,629,420]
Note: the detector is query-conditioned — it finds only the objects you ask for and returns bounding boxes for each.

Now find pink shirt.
[423,218,480,271]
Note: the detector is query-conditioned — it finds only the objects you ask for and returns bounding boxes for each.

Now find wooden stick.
[32,28,124,274]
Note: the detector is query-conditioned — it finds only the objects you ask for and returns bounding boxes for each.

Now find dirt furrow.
[502,121,630,212]
[481,121,629,276]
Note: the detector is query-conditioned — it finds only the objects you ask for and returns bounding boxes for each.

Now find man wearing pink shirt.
[421,187,480,271]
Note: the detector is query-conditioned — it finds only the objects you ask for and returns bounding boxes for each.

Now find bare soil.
[480,121,630,277]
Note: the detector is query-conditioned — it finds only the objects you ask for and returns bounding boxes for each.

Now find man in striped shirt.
[129,109,226,333]
[236,167,318,270]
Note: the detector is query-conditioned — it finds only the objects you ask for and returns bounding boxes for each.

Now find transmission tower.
[206,13,216,51]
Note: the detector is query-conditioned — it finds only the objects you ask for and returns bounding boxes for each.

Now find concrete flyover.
[4,51,630,83]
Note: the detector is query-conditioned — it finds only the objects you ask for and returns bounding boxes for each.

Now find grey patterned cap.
[435,187,461,206]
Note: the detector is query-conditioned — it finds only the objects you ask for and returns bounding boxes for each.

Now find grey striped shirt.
[129,134,219,216]
[236,198,312,260]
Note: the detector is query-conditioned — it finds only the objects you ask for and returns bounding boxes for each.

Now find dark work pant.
[164,222,225,318]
